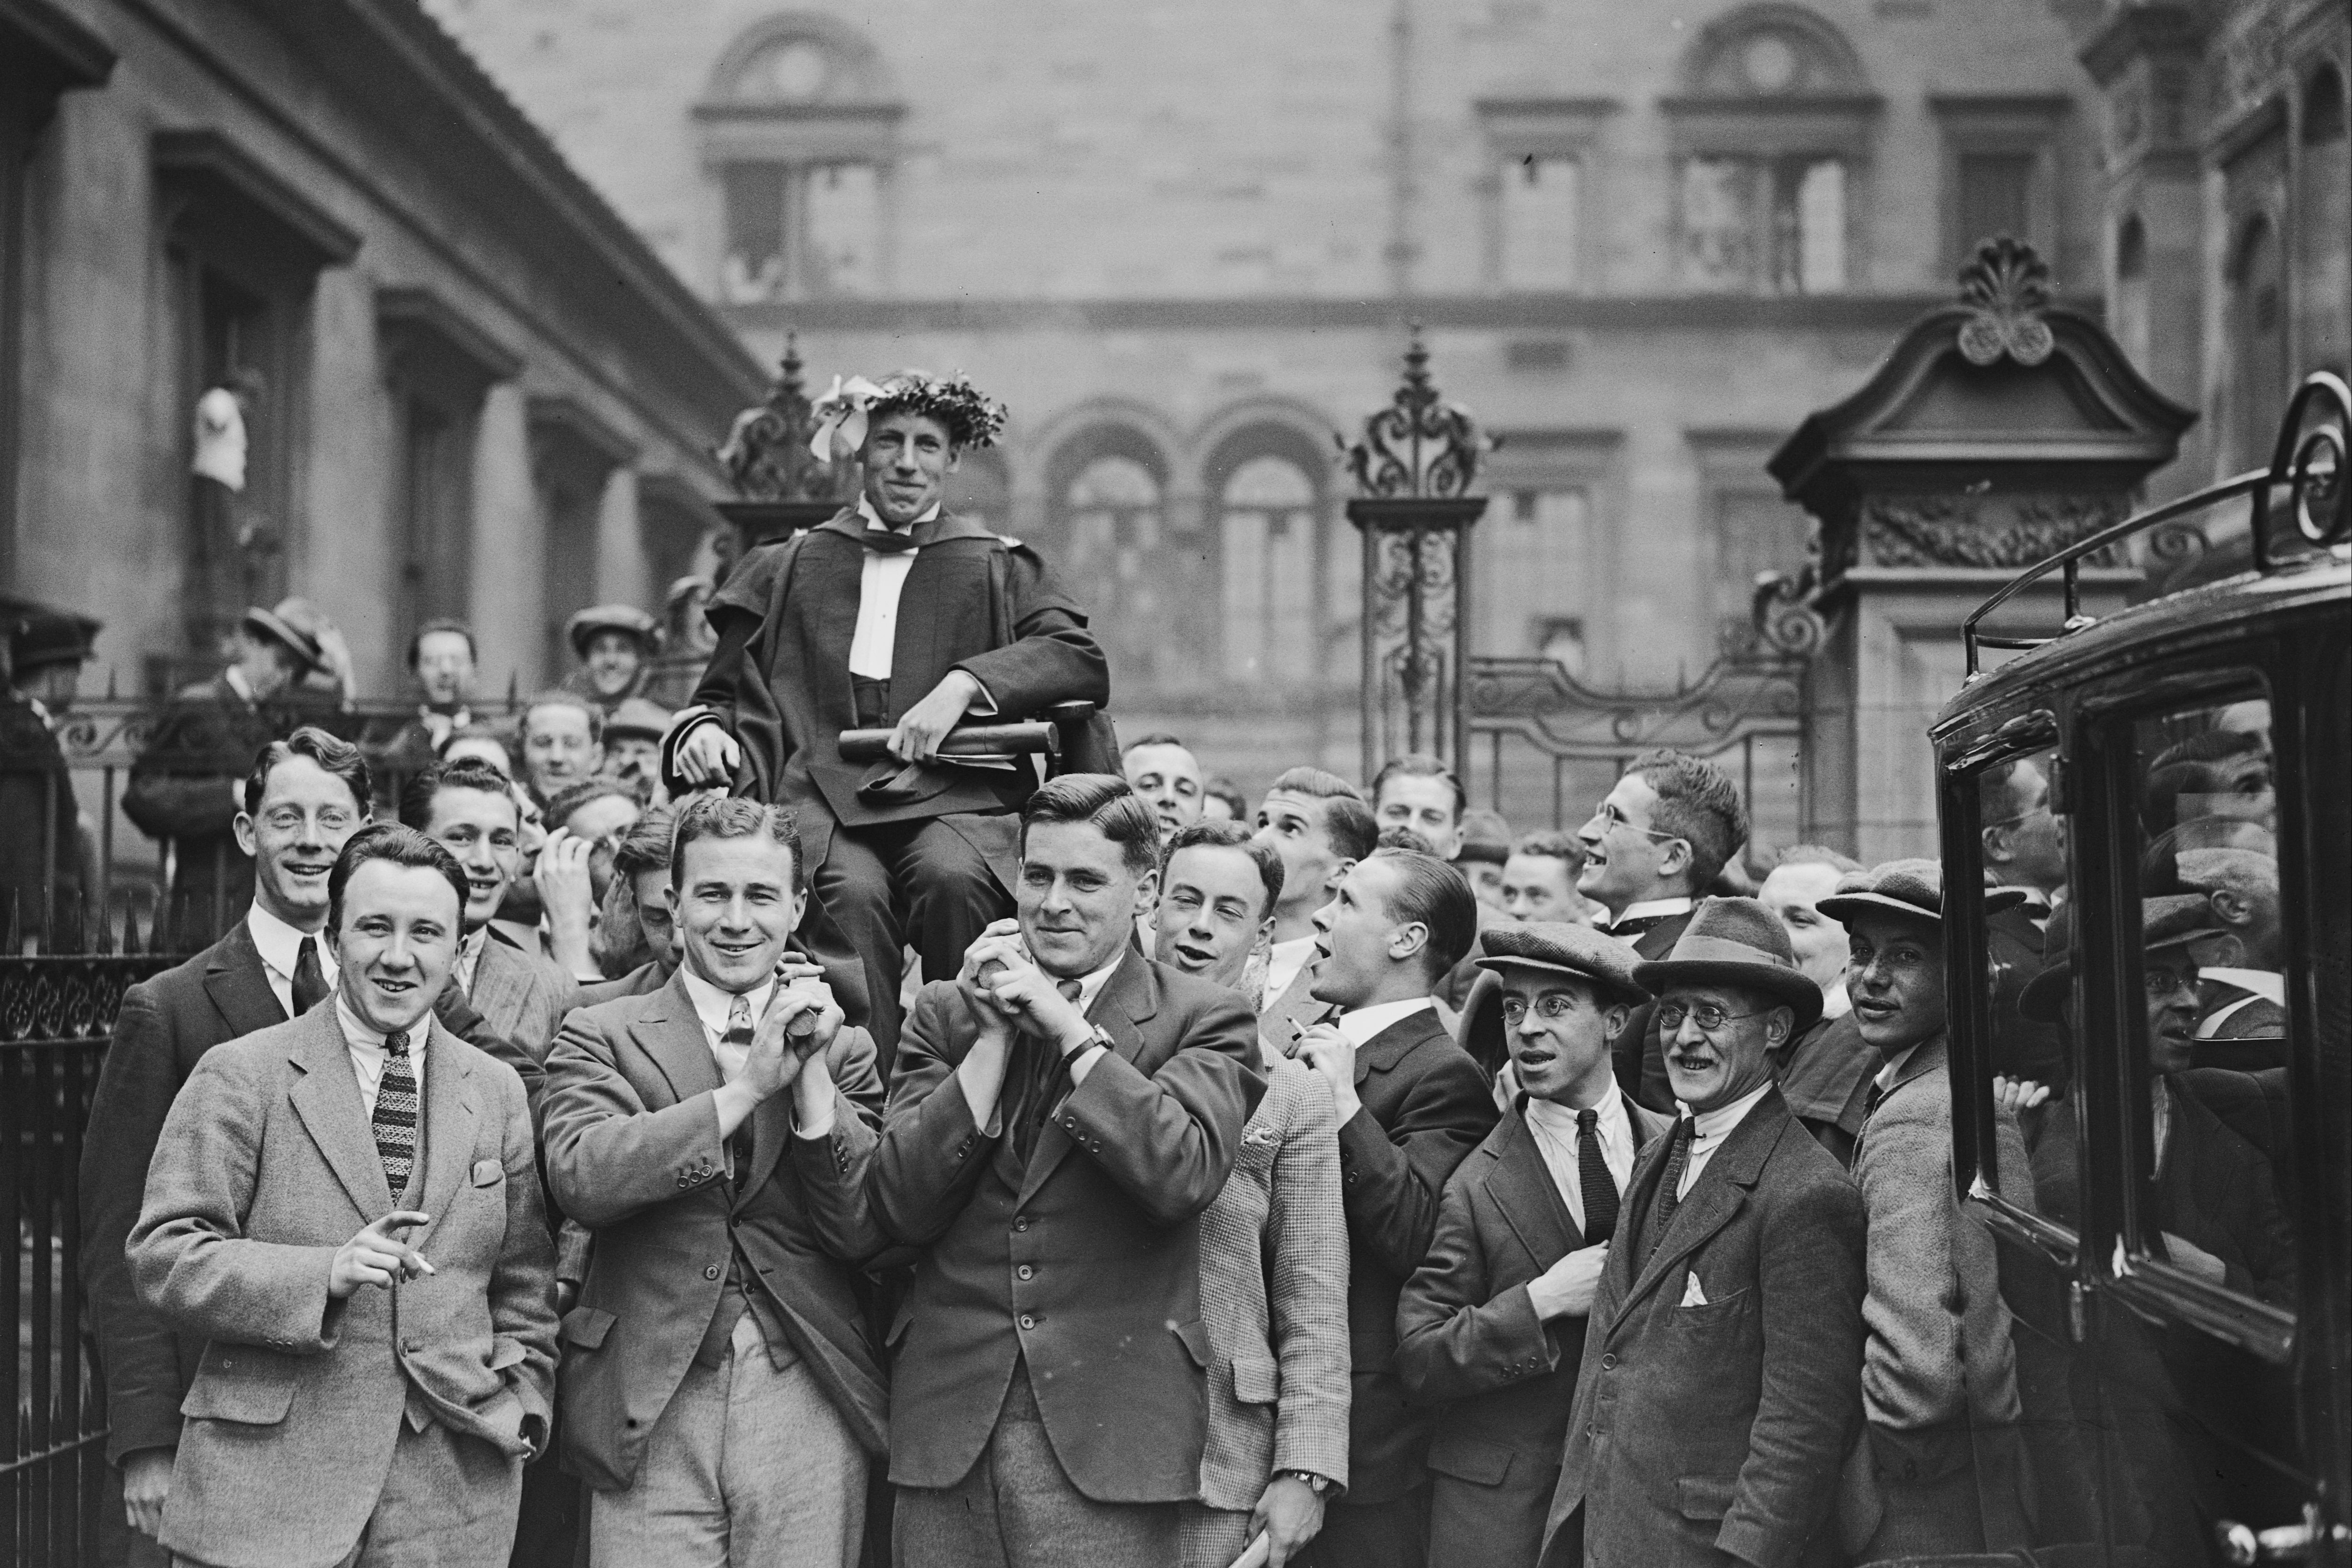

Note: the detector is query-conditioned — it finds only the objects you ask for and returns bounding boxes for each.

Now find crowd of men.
[29,369,2293,1568]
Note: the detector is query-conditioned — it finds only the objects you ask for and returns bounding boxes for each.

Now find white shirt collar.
[223,664,255,703]
[2198,966,2285,1005]
[1524,1088,1634,1233]
[1615,896,1694,924]
[1052,952,1126,1019]
[855,495,941,534]
[679,965,779,1041]
[1262,935,1317,1000]
[1525,1086,1630,1147]
[1337,994,1435,1046]
[1820,978,1851,1019]
[245,900,323,982]
[1873,1042,1923,1093]
[1681,1078,1772,1145]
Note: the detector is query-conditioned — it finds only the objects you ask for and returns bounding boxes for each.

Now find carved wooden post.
[713,331,855,563]
[1344,328,1489,781]
[1769,239,2196,861]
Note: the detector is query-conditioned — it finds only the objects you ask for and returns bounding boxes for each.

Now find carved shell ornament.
[1954,236,2056,369]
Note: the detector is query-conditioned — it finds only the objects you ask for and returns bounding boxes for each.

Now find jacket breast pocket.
[1670,1285,1752,1332]
[1674,1474,1738,1520]
[560,1307,616,1353]
[1229,1356,1280,1406]
[471,1158,505,1188]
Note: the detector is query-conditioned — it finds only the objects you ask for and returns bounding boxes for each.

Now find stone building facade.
[2,0,760,701]
[423,0,2111,837]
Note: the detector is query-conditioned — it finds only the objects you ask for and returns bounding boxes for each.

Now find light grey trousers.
[589,1312,866,1568]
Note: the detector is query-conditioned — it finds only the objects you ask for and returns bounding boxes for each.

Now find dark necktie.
[1645,1117,1695,1263]
[1010,980,1085,1166]
[725,995,757,1191]
[291,935,329,1015]
[372,1029,419,1200]
[857,516,937,555]
[1576,1106,1621,1245]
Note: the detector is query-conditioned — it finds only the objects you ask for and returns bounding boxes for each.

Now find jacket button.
[1601,1353,1616,1370]
[1018,1313,1036,1330]
[1013,1216,1029,1232]
[1017,1264,1033,1281]
[704,1264,721,1281]
[402,1337,422,1353]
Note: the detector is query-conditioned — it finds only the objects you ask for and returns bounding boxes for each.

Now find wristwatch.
[1061,1022,1115,1061]
[1282,1470,1332,1496]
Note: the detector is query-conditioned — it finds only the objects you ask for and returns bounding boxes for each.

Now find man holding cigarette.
[127,825,557,1568]
[541,795,890,1568]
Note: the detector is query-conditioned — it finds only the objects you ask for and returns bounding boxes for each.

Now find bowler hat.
[566,604,659,659]
[240,599,327,672]
[1477,919,1648,1006]
[1633,896,1824,1029]
[605,696,673,742]
[7,603,100,673]
[2018,894,2222,1023]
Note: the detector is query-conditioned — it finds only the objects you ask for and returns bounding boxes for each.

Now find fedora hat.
[1633,895,1823,1029]
[1477,919,1648,1007]
[2018,894,2221,1023]
[239,598,327,672]
[566,604,659,659]
[1817,859,2032,929]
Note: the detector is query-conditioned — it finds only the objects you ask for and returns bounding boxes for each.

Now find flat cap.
[1477,919,1648,1005]
[604,696,673,741]
[566,604,660,658]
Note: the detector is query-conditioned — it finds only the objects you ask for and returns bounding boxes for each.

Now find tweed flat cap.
[566,604,660,658]
[604,696,673,742]
[2018,893,2224,1022]
[1477,919,1648,1004]
[1633,895,1824,1029]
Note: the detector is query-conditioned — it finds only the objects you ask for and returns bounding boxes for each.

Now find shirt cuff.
[1065,1043,1108,1086]
[959,670,998,716]
[794,1096,836,1141]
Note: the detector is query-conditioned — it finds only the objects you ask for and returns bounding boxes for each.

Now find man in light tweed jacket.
[1153,819,1351,1568]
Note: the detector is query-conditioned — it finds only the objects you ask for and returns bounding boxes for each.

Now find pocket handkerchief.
[1680,1273,1709,1308]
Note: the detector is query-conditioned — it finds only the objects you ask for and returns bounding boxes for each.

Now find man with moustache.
[541,797,889,1568]
[81,730,532,1568]
[1818,862,2033,1558]
[1252,768,1379,1049]
[1574,749,1749,1109]
[1396,923,1669,1568]
[1152,819,1350,1568]
[1293,849,1499,1568]
[128,825,557,1568]
[1544,897,1864,1568]
[1125,733,1207,847]
[669,371,1106,1057]
[870,776,1262,1568]
[1759,847,1873,1165]
[401,757,579,1064]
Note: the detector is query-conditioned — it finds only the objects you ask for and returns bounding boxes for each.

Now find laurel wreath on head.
[809,370,1009,461]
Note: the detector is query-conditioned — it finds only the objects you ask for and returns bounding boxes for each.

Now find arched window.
[2229,214,2288,471]
[2299,63,2349,373]
[1667,5,1869,295]
[1046,430,1176,692]
[2114,214,2150,370]
[1218,454,1321,683]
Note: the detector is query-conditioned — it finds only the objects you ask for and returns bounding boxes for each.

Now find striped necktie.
[1643,1116,1694,1263]
[372,1029,419,1199]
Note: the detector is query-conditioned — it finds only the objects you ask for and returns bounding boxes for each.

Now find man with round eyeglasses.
[1542,896,1863,1568]
[1396,922,1670,1568]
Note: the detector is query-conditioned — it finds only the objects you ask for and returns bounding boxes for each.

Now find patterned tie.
[1576,1106,1621,1245]
[1644,1117,1695,1263]
[725,995,756,1190]
[290,936,329,1015]
[372,1029,419,1200]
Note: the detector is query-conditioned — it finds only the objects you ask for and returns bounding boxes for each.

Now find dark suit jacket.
[1777,1013,1874,1169]
[469,924,581,1063]
[1330,1004,1500,1504]
[126,1006,556,1568]
[1396,1093,1671,1568]
[0,695,87,945]
[80,917,543,1464]
[1546,1085,1865,1568]
[121,675,280,935]
[1622,909,1696,1111]
[540,973,893,1488]
[868,949,1263,1502]
[1985,901,2066,1087]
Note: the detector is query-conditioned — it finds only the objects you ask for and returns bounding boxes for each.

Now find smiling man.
[560,605,659,718]
[1544,896,1862,1568]
[128,824,556,1568]
[872,775,1262,1568]
[1292,849,1498,1568]
[1125,733,1207,847]
[1574,749,1748,1110]
[1251,768,1379,1048]
[1396,923,1669,1568]
[669,371,1106,1056]
[1817,862,2033,1560]
[1150,820,1349,1568]
[541,796,889,1568]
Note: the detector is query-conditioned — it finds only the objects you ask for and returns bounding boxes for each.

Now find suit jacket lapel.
[285,1006,392,1219]
[408,1021,478,1252]
[630,973,724,1107]
[1016,951,1158,1208]
[1488,1112,1581,1261]
[204,920,288,1039]
[1607,1089,1792,1338]
[1353,1007,1441,1086]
